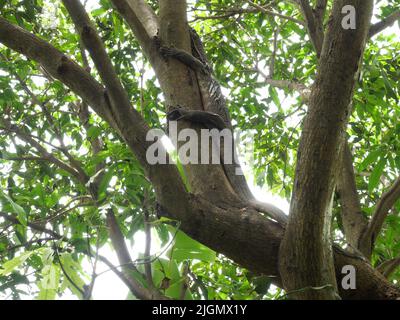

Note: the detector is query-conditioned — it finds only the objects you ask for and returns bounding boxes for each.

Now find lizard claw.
[160,46,174,57]
[153,35,161,48]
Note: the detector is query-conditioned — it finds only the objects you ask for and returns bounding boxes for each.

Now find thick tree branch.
[279,0,374,299]
[337,142,368,251]
[314,0,328,25]
[62,0,134,129]
[157,198,400,299]
[0,16,116,128]
[0,17,188,214]
[62,0,163,181]
[297,0,324,56]
[75,40,105,179]
[112,0,248,207]
[369,11,400,38]
[110,0,158,56]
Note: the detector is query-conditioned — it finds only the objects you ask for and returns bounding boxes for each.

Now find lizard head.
[166,108,184,121]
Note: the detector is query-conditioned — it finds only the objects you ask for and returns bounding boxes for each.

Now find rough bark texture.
[337,142,368,250]
[279,0,374,299]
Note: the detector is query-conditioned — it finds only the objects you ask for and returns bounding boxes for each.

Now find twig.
[179,261,190,300]
[54,244,86,297]
[245,0,305,25]
[377,257,400,279]
[0,211,63,240]
[369,11,400,38]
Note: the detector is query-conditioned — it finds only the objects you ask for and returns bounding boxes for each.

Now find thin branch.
[0,16,186,199]
[190,2,278,22]
[369,11,400,38]
[361,175,400,256]
[62,0,134,126]
[254,66,311,102]
[193,10,250,21]
[2,63,89,181]
[54,245,86,297]
[0,212,62,240]
[377,257,400,279]
[96,255,168,300]
[297,0,324,56]
[0,16,117,129]
[94,221,181,276]
[84,229,100,300]
[0,156,48,162]
[105,208,159,299]
[1,119,88,184]
[37,200,94,223]
[4,237,58,253]
[269,26,280,78]
[179,261,190,300]
[245,0,305,25]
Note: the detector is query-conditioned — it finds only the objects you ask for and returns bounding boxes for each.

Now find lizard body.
[155,30,289,224]
[159,33,289,224]
[159,28,255,204]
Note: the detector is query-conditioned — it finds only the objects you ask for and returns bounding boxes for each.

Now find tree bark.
[279,0,374,299]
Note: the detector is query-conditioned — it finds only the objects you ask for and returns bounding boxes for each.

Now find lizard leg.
[159,46,209,74]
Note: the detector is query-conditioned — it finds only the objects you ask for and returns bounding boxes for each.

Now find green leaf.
[269,87,281,108]
[91,7,106,17]
[59,254,85,298]
[0,251,35,275]
[0,191,28,226]
[358,149,382,172]
[170,229,216,263]
[97,166,116,199]
[381,70,398,101]
[368,157,387,193]
[252,275,272,295]
[39,264,60,297]
[87,126,102,139]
